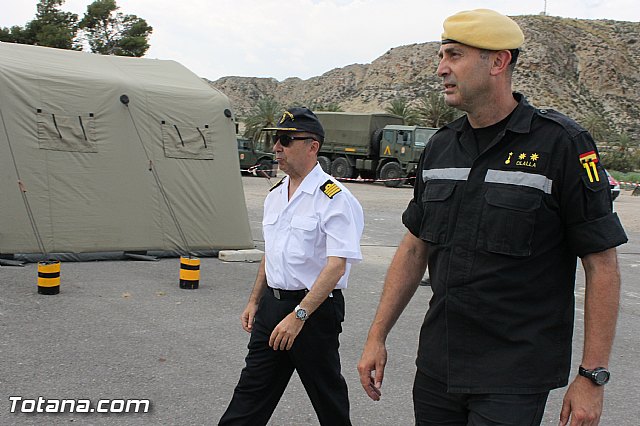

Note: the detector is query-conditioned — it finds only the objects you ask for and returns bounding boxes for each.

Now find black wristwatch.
[578,366,610,386]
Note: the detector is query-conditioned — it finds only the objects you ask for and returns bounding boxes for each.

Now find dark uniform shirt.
[402,93,627,394]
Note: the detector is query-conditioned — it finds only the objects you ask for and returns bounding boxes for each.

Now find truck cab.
[379,125,437,186]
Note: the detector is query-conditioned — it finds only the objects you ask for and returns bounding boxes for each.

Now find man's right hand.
[241,301,259,332]
[356,233,427,401]
[357,338,387,401]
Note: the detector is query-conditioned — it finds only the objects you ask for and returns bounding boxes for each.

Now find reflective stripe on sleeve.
[422,168,471,182]
[485,169,553,194]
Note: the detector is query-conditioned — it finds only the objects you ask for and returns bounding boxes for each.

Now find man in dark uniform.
[358,9,627,426]
[220,107,364,425]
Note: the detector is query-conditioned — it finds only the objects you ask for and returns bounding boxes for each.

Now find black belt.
[267,287,341,300]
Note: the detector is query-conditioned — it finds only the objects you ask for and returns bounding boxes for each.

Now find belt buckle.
[273,288,281,299]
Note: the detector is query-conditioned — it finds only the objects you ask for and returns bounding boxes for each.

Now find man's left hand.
[269,312,304,350]
[559,376,605,425]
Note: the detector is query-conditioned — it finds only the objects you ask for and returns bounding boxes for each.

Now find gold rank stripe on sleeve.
[579,150,600,183]
[320,180,342,199]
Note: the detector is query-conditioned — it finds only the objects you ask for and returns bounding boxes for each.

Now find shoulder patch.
[579,150,603,184]
[320,180,342,199]
[269,177,286,192]
[535,108,586,138]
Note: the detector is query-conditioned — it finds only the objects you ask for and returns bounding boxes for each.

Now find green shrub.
[600,150,636,173]
[609,170,640,185]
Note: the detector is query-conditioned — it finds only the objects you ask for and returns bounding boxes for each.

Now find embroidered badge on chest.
[320,180,342,199]
[503,151,547,170]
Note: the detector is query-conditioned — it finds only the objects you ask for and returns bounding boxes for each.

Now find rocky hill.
[209,15,640,140]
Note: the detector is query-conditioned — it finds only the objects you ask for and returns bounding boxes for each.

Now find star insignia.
[530,153,539,161]
[518,153,527,160]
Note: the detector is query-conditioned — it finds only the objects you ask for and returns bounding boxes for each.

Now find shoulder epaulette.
[535,108,586,138]
[269,177,286,192]
[320,179,342,199]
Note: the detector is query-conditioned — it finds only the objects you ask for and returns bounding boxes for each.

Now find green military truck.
[314,112,438,187]
[237,135,276,177]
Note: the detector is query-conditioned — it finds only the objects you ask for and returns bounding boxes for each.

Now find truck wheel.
[331,157,354,179]
[257,159,276,178]
[318,156,331,174]
[380,162,403,187]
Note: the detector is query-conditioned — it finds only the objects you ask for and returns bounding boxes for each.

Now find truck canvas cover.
[316,112,403,152]
[0,42,253,260]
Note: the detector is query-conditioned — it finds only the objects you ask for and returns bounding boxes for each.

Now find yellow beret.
[442,9,524,50]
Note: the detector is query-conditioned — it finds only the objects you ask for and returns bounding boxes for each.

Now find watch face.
[594,370,610,385]
[295,308,307,320]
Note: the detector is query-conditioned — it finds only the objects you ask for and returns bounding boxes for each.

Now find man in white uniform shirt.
[219,107,364,426]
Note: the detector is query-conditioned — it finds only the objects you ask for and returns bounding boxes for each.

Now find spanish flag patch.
[320,180,341,199]
[579,150,600,183]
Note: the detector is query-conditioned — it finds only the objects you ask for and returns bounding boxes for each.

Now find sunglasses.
[276,134,313,147]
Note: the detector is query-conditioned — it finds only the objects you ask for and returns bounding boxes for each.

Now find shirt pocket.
[580,174,611,220]
[479,187,542,257]
[289,215,319,257]
[420,181,456,244]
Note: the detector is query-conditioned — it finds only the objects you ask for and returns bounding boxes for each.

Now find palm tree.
[243,96,282,141]
[417,92,461,127]
[581,113,609,143]
[385,97,419,125]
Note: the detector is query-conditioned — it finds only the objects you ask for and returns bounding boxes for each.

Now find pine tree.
[78,0,152,57]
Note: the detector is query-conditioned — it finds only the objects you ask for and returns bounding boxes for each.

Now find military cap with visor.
[441,9,524,51]
[264,107,325,142]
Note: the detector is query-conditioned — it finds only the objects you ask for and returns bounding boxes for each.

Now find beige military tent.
[0,42,253,261]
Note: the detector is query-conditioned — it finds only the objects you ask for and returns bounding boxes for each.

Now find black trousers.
[219,288,351,426]
[413,370,549,426]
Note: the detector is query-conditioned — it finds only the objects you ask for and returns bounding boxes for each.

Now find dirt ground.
[612,191,640,233]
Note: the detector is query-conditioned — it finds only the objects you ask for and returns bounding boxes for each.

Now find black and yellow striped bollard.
[37,260,61,295]
[179,256,200,289]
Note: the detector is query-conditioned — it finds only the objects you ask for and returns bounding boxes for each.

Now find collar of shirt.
[446,93,535,136]
[275,163,325,201]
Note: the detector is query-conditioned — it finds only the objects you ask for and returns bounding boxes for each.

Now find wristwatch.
[578,366,610,386]
[294,305,308,321]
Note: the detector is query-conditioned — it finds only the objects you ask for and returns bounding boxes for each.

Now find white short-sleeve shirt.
[262,163,364,290]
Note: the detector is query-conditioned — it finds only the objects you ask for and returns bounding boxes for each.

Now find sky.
[2,1,639,81]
